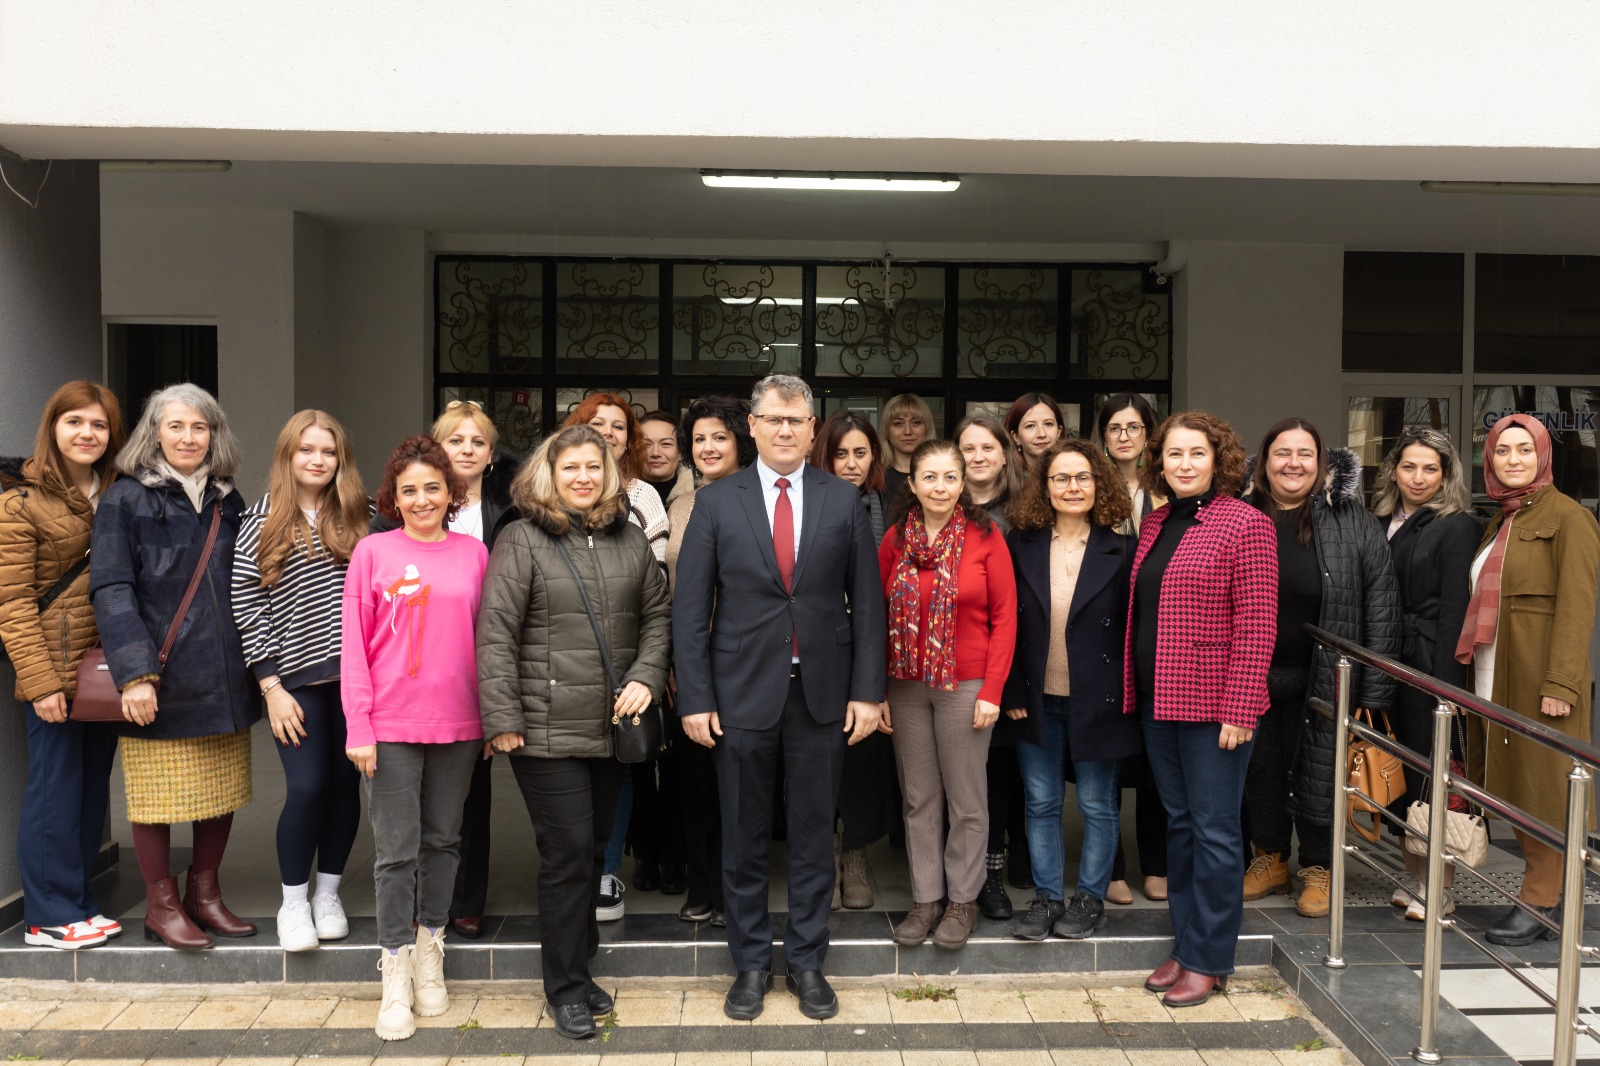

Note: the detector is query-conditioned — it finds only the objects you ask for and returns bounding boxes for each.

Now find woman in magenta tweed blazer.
[1121,411,1277,1009]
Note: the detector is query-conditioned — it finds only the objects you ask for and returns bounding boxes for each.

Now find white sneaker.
[312,894,349,940]
[375,945,416,1041]
[276,899,319,952]
[596,873,625,922]
[87,914,122,939]
[24,921,107,950]
[412,925,449,1017]
[1406,886,1456,922]
[1391,878,1421,907]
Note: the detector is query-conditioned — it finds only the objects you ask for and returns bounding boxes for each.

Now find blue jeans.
[1014,696,1122,902]
[603,771,635,875]
[1140,698,1254,977]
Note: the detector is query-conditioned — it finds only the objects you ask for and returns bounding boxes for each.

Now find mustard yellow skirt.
[120,730,252,824]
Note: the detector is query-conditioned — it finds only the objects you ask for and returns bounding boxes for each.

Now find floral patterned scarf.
[888,504,967,691]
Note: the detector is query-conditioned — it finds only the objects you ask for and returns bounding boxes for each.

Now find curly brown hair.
[1140,411,1247,499]
[1010,439,1133,531]
[375,435,468,524]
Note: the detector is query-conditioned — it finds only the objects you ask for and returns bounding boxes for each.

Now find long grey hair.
[117,383,242,479]
[1369,426,1470,519]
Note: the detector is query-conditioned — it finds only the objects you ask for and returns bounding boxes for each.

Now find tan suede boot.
[1296,866,1331,917]
[1242,847,1290,901]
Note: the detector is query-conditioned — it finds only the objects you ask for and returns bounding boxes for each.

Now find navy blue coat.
[1001,522,1142,762]
[90,469,259,740]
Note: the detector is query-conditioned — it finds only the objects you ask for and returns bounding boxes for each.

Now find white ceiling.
[101,162,1600,255]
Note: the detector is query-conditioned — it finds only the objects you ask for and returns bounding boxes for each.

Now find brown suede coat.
[1476,486,1600,830]
[0,461,101,701]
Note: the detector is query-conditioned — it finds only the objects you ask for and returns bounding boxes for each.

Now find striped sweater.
[231,493,358,689]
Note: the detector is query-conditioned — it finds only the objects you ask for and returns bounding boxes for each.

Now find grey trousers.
[887,678,991,904]
[366,740,481,949]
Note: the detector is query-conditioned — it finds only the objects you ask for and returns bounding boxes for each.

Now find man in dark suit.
[673,374,885,1021]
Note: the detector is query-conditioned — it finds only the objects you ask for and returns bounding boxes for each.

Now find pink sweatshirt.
[341,528,488,748]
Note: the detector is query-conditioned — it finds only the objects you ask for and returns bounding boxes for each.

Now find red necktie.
[773,477,795,590]
[774,477,797,655]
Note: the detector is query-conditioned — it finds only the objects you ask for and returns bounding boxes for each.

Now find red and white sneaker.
[24,922,108,950]
[87,914,123,939]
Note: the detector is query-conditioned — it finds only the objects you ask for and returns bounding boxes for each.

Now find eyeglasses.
[445,399,484,412]
[754,415,812,430]
[1105,423,1144,439]
[1047,472,1096,488]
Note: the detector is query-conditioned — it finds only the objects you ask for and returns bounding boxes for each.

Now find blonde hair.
[1370,427,1471,519]
[880,393,935,463]
[510,425,629,533]
[256,410,368,587]
[431,402,499,454]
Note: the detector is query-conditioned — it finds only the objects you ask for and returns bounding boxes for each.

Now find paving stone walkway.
[0,972,1354,1065]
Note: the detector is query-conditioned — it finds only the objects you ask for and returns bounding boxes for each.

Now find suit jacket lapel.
[737,467,786,591]
[1013,528,1051,613]
[790,465,826,588]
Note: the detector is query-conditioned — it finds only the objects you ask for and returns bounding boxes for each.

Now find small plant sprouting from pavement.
[1294,1037,1326,1052]
[598,1009,620,1043]
[456,1017,481,1031]
[894,976,958,1002]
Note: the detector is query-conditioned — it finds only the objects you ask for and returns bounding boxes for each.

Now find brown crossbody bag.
[70,502,222,723]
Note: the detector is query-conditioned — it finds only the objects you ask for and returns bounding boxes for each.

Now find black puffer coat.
[90,467,259,740]
[476,503,671,760]
[1248,448,1402,826]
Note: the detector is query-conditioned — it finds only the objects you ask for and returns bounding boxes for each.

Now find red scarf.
[1454,416,1554,665]
[887,505,967,691]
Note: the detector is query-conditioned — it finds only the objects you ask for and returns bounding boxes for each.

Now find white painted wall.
[5,2,1599,181]
[0,159,102,912]
[101,208,296,494]
[1174,242,1346,450]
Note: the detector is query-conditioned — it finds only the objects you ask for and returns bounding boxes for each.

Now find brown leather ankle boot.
[144,877,213,951]
[183,867,258,937]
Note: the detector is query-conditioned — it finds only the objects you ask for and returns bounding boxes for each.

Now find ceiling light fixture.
[1419,180,1600,197]
[701,170,959,193]
[99,160,233,173]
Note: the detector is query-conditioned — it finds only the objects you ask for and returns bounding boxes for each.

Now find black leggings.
[275,683,363,885]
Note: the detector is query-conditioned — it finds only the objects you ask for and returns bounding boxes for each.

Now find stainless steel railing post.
[1552,763,1591,1066]
[1412,700,1454,1065]
[1325,655,1353,970]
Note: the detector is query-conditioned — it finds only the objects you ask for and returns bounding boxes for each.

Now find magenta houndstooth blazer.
[1121,494,1279,727]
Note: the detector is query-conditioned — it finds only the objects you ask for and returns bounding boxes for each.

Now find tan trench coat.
[1476,486,1600,831]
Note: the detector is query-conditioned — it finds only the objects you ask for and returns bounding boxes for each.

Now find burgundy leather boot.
[144,877,213,951]
[183,867,258,937]
[1162,969,1228,1008]
[1144,957,1184,993]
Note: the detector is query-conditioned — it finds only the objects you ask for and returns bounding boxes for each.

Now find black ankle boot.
[978,852,1012,920]
[1485,902,1560,946]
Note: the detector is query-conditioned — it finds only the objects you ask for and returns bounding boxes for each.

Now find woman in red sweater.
[879,439,1017,952]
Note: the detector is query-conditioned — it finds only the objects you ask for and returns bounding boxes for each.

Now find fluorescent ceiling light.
[1419,180,1600,197]
[100,160,232,173]
[702,170,959,193]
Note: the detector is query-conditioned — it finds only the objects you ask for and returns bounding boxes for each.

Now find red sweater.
[878,520,1018,705]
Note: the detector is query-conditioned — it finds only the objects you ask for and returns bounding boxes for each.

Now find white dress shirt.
[754,458,804,568]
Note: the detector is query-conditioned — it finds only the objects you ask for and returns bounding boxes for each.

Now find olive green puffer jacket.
[476,508,671,759]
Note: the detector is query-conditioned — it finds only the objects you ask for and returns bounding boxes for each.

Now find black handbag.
[552,537,664,764]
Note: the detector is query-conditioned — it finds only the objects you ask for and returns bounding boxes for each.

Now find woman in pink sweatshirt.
[342,435,487,1042]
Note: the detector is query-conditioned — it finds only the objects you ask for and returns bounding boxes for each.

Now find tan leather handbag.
[1347,708,1406,843]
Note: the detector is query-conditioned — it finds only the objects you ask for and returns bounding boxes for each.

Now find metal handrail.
[1306,625,1593,1066]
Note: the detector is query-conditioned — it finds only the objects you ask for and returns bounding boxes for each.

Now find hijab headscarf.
[1454,415,1554,665]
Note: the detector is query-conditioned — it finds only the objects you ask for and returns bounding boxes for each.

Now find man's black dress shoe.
[724,969,773,1020]
[679,901,714,923]
[1485,902,1561,946]
[632,859,660,892]
[546,1001,596,1039]
[710,909,726,928]
[587,983,614,1015]
[786,969,840,1020]
[659,864,687,895]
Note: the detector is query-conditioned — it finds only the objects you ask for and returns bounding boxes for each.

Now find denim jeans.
[1014,696,1122,901]
[602,771,635,875]
[1141,699,1254,977]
